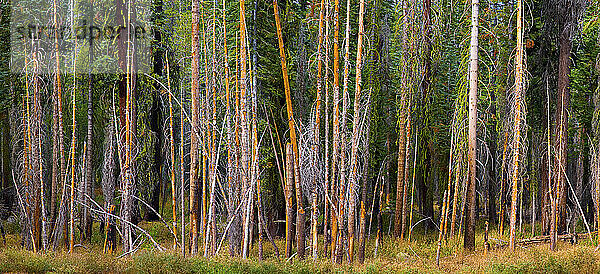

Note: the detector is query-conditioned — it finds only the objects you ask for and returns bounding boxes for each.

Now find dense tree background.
[0,0,598,261]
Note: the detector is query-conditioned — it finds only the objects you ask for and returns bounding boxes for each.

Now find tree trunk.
[209,0,218,256]
[249,3,259,258]
[358,94,372,264]
[284,143,294,258]
[101,104,117,254]
[147,58,163,222]
[83,70,94,241]
[273,0,303,260]
[240,0,253,259]
[464,0,478,251]
[323,0,331,258]
[69,58,77,254]
[50,0,64,227]
[554,31,571,238]
[488,57,498,226]
[418,0,434,232]
[335,0,351,263]
[116,0,138,254]
[510,0,524,250]
[347,0,365,262]
[394,0,409,239]
[330,0,341,260]
[593,29,600,250]
[189,0,200,255]
[310,0,325,260]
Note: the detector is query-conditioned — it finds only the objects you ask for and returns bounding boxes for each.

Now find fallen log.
[491,231,597,249]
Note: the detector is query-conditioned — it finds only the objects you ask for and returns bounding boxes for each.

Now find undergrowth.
[1,221,599,273]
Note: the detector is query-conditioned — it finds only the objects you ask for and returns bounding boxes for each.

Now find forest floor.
[1,219,599,273]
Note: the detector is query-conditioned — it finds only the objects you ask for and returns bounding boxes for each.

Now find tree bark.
[394,0,409,239]
[147,2,164,220]
[116,0,138,253]
[284,143,294,258]
[347,0,365,262]
[510,0,524,250]
[189,0,201,255]
[310,0,325,260]
[330,0,341,260]
[50,0,65,228]
[554,31,571,238]
[273,0,303,260]
[358,94,372,264]
[464,0,478,251]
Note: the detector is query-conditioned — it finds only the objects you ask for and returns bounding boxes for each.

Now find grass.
[1,220,600,273]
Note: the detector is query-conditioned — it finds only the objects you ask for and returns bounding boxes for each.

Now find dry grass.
[1,221,599,273]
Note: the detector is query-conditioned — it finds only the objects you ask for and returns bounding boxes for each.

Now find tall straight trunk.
[180,66,186,257]
[554,31,571,238]
[240,0,253,259]
[347,0,365,262]
[208,0,218,256]
[166,52,177,249]
[203,0,218,257]
[232,36,243,257]
[323,0,331,258]
[69,66,77,254]
[400,0,414,240]
[311,0,325,260]
[293,149,305,260]
[148,0,164,222]
[101,103,117,254]
[418,0,434,231]
[201,10,209,247]
[573,128,584,232]
[82,1,95,240]
[116,0,138,253]
[394,0,409,239]
[594,30,600,249]
[488,84,498,225]
[51,0,67,249]
[464,0,479,251]
[190,0,201,255]
[284,143,294,258]
[51,88,58,227]
[335,0,352,263]
[548,69,557,249]
[223,0,237,258]
[487,8,501,226]
[358,94,372,264]
[23,91,33,250]
[50,0,65,228]
[83,70,94,241]
[273,0,303,260]
[499,130,509,234]
[33,52,46,251]
[250,2,259,259]
[509,0,524,250]
[330,0,341,259]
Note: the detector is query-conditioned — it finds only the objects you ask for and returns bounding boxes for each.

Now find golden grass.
[1,221,599,273]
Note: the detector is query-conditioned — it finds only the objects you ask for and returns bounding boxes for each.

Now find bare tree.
[464,0,479,251]
[347,0,366,262]
[509,0,525,251]
[190,0,200,255]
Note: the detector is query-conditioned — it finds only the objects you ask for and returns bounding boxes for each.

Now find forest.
[0,0,599,272]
